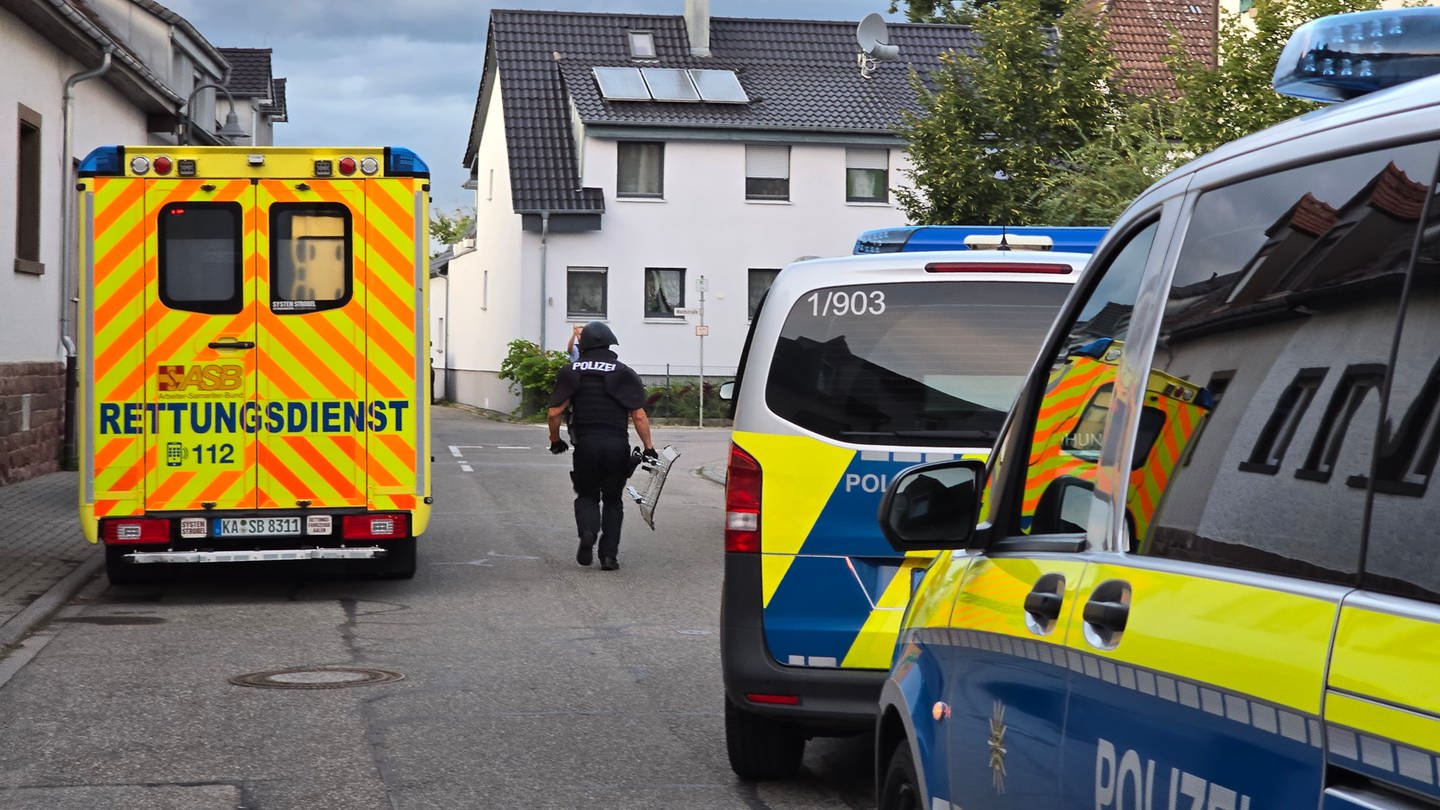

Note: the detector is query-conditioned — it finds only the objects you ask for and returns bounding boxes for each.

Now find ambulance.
[76,146,432,583]
[874,8,1440,808]
[721,248,1091,778]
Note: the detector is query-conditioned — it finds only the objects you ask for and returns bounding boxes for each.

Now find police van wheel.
[380,538,417,580]
[725,697,804,779]
[104,546,153,586]
[878,743,922,810]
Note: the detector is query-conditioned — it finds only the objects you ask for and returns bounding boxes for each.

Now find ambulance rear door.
[143,179,259,512]
[254,179,367,510]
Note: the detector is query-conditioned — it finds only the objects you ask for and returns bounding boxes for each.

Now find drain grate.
[228,666,404,690]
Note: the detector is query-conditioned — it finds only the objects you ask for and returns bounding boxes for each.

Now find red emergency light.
[925,262,1072,274]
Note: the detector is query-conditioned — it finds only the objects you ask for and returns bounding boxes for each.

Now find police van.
[874,9,1440,808]
[721,248,1091,778]
[76,146,432,583]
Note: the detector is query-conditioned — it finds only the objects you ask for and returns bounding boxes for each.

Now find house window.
[846,148,889,203]
[745,145,790,201]
[629,31,656,59]
[567,266,608,318]
[1297,364,1385,483]
[618,142,664,197]
[15,105,42,275]
[748,268,779,320]
[644,267,684,318]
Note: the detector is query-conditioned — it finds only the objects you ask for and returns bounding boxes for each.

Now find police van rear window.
[765,281,1070,446]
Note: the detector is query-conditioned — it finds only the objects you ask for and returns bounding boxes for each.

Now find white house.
[444,1,987,412]
[0,0,282,485]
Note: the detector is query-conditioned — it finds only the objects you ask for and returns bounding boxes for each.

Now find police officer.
[547,322,656,571]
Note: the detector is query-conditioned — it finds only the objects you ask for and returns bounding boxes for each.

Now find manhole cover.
[228,667,404,689]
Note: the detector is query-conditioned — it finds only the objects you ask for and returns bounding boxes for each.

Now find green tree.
[896,0,1121,225]
[1027,101,1184,225]
[1167,0,1379,155]
[430,206,475,254]
[497,339,569,418]
[891,0,1071,22]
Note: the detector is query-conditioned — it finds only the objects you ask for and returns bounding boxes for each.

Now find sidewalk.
[0,472,101,653]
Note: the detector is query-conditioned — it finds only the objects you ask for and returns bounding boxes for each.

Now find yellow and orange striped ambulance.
[76,146,431,583]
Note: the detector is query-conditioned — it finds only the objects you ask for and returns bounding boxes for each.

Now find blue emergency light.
[78,145,125,177]
[1273,8,1440,102]
[384,147,430,178]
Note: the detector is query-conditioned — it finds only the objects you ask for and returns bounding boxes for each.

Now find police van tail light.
[342,513,409,540]
[725,443,761,553]
[101,518,169,545]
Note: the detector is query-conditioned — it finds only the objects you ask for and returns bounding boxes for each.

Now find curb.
[0,553,103,652]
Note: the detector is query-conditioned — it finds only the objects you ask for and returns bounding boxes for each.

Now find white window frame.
[566,266,608,319]
[846,147,889,204]
[745,145,790,201]
[618,141,664,198]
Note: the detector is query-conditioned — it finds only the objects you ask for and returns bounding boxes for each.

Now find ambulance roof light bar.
[1273,8,1440,103]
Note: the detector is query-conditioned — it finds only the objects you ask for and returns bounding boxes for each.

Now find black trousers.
[571,432,629,558]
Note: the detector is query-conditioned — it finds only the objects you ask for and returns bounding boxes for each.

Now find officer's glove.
[549,439,569,455]
[643,447,659,461]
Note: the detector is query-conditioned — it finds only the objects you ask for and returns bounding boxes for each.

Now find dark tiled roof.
[219,47,274,99]
[470,10,980,214]
[1102,0,1215,97]
[262,76,287,121]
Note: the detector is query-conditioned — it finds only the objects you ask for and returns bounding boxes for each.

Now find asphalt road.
[0,406,875,809]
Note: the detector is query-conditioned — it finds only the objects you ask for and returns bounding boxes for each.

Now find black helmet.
[578,321,618,351]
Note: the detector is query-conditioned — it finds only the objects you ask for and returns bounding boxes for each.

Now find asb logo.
[158,363,244,392]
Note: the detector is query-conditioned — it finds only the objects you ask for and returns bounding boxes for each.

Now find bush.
[498,339,569,418]
[645,380,730,421]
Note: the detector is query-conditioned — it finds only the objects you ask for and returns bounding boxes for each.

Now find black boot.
[600,556,619,571]
[576,532,596,567]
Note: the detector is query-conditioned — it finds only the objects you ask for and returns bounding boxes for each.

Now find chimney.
[685,0,711,57]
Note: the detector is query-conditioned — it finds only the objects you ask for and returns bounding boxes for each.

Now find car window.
[1130,140,1440,585]
[1362,149,1440,602]
[765,280,1071,447]
[1018,222,1157,535]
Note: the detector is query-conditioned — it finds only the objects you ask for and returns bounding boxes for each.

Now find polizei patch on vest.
[573,361,618,372]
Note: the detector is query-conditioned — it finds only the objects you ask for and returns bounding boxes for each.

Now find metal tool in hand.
[625,445,681,530]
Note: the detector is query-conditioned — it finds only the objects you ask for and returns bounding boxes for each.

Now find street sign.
[695,325,710,336]
[672,307,701,316]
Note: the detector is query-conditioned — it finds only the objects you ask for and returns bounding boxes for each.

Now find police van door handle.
[1024,588,1063,622]
[208,339,255,350]
[1083,599,1129,631]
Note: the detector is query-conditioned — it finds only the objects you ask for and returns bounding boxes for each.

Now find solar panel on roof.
[641,68,700,102]
[593,66,651,101]
[689,69,749,103]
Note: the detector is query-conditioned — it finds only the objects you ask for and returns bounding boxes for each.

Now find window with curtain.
[846,148,889,203]
[618,142,664,197]
[746,145,790,200]
[644,267,684,318]
[567,266,607,318]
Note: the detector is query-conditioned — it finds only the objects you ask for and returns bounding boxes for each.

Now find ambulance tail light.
[101,518,169,545]
[342,513,410,540]
[725,443,761,553]
[925,261,1072,274]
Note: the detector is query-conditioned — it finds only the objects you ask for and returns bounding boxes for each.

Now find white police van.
[721,248,1091,778]
[874,9,1440,808]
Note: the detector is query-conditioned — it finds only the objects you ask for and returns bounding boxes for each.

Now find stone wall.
[0,362,64,485]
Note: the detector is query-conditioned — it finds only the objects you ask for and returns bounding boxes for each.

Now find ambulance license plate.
[216,517,302,537]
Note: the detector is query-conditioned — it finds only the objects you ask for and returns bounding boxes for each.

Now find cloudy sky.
[162,0,905,214]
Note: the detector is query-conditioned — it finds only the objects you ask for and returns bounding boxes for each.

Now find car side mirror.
[877,459,985,551]
[717,380,735,401]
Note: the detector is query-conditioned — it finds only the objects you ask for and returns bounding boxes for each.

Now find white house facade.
[0,0,281,485]
[445,3,978,413]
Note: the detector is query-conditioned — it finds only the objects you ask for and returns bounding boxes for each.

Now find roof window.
[629,31,656,60]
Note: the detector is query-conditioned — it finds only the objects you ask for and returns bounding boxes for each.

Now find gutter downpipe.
[539,210,551,348]
[60,46,113,470]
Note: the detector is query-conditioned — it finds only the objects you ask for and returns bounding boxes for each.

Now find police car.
[721,248,1092,778]
[873,8,1440,808]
